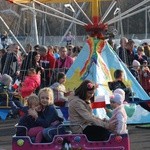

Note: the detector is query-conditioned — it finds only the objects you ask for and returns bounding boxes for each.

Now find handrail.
[57,123,83,135]
[0,92,10,108]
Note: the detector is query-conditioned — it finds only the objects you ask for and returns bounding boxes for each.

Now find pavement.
[0,118,150,150]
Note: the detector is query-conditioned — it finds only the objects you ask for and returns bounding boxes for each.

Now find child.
[28,88,65,142]
[17,94,43,143]
[19,68,41,98]
[0,74,23,116]
[108,69,132,101]
[50,72,71,106]
[109,93,127,135]
[140,60,150,95]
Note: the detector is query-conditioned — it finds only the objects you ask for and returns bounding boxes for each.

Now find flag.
[12,79,21,90]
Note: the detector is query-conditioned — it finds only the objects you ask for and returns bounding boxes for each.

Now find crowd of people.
[0,35,150,143]
[112,37,150,95]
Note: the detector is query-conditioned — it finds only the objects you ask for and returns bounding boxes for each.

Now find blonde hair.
[38,87,54,105]
[27,94,39,108]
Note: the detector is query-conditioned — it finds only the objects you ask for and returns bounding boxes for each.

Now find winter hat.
[132,60,140,67]
[114,88,125,100]
[0,74,12,86]
[110,93,124,105]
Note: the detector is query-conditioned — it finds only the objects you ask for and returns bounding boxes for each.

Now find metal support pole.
[145,6,148,39]
[32,2,39,45]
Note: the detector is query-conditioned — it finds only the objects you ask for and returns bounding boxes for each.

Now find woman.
[20,51,42,80]
[134,46,147,65]
[68,80,112,141]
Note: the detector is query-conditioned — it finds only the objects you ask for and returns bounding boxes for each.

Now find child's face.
[39,92,51,107]
[59,76,66,84]
[30,101,39,109]
[110,101,119,109]
[35,104,42,112]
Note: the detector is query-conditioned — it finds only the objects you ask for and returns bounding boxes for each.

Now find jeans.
[43,125,65,142]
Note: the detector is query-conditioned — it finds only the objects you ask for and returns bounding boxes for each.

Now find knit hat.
[0,74,12,86]
[132,60,140,67]
[110,93,124,105]
[114,88,125,100]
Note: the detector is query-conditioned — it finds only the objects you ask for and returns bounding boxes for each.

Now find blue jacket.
[35,105,63,128]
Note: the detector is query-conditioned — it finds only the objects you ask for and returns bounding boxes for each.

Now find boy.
[108,69,132,101]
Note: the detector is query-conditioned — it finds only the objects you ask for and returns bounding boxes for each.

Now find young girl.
[28,88,64,142]
[19,68,41,98]
[50,72,71,106]
[17,94,43,143]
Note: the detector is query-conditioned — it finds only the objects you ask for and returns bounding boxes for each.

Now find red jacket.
[40,52,56,69]
[20,74,41,98]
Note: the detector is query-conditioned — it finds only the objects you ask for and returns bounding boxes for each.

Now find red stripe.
[91,102,106,109]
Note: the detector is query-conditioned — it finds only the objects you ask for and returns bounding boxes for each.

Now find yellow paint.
[65,68,82,91]
[92,0,99,18]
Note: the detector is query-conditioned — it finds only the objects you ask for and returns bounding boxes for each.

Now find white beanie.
[132,60,140,67]
[0,74,12,86]
[111,93,124,105]
[114,88,125,100]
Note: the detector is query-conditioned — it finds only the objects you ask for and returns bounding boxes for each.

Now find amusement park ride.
[7,0,114,40]
[2,0,130,150]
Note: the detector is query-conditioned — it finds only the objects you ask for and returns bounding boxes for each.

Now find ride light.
[115,135,122,142]
[17,139,24,147]
[56,137,64,144]
[74,136,81,143]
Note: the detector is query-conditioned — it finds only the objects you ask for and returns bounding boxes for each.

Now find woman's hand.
[28,109,38,119]
[64,91,73,97]
[108,122,116,131]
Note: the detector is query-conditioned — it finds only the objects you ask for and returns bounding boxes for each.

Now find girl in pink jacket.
[20,68,41,98]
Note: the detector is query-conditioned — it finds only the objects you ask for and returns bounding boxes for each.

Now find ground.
[0,118,150,150]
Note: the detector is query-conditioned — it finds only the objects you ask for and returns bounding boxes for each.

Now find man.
[37,45,56,87]
[55,46,73,71]
[1,43,20,81]
[117,37,128,63]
